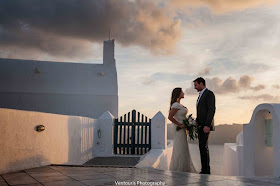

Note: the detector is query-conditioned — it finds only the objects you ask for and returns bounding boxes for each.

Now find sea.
[188,143,224,175]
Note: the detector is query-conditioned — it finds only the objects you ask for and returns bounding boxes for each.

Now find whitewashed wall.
[0,40,118,118]
[135,142,173,170]
[136,112,171,170]
[223,131,243,176]
[224,103,280,178]
[0,108,114,174]
[253,110,273,176]
[151,111,167,149]
[243,105,279,177]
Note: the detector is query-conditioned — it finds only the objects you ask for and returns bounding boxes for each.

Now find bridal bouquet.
[176,114,199,140]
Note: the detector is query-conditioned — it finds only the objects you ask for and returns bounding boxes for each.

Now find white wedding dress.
[169,102,196,173]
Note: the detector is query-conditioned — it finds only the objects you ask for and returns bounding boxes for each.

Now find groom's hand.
[203,126,210,133]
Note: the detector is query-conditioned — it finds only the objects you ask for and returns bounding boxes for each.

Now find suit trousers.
[198,130,210,173]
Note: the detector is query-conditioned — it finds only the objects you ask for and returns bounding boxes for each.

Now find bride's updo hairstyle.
[170,87,182,110]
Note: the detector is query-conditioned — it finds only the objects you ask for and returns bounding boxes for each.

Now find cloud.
[143,77,156,86]
[198,67,211,76]
[250,84,265,91]
[148,72,193,83]
[178,2,276,77]
[239,94,280,102]
[170,0,276,14]
[272,84,280,89]
[185,75,265,95]
[0,31,95,61]
[0,0,182,59]
[1,0,277,61]
[238,75,253,88]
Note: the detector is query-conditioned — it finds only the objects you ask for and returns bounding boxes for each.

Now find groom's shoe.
[199,171,211,175]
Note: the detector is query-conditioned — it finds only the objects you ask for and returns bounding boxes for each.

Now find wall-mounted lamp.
[34,68,41,74]
[98,129,101,138]
[98,72,104,76]
[36,125,45,132]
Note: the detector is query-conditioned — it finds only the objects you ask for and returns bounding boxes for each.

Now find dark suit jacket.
[196,89,216,131]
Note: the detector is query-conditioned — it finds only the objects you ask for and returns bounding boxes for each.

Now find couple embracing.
[168,77,216,174]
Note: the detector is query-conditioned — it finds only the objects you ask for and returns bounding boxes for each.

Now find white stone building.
[0,40,119,174]
[0,39,118,118]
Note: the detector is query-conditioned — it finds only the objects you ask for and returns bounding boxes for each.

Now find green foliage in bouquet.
[176,114,200,140]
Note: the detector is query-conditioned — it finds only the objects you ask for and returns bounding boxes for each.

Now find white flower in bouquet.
[176,114,199,140]
[192,120,196,125]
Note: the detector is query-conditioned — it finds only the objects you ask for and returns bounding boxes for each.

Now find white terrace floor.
[1,166,280,186]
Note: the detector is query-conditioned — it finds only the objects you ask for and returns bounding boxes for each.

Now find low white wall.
[151,112,167,150]
[135,141,173,170]
[223,130,244,177]
[223,143,238,176]
[0,108,114,174]
[136,111,170,170]
[94,111,115,157]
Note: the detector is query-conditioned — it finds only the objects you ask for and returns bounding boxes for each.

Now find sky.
[1,0,280,125]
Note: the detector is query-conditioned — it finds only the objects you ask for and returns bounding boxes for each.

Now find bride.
[168,87,196,173]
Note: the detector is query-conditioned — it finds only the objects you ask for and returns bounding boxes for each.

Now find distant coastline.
[167,123,244,145]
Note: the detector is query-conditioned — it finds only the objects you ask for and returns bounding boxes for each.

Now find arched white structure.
[224,103,280,178]
[243,103,280,177]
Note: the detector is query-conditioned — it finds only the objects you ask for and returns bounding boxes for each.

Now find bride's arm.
[168,108,185,128]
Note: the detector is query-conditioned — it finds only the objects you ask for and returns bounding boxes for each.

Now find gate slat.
[144,116,148,153]
[149,119,151,151]
[141,114,144,154]
[123,114,127,155]
[119,116,123,154]
[137,112,140,154]
[131,110,136,154]
[127,112,130,154]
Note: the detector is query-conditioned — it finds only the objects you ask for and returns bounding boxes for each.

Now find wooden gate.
[114,110,151,155]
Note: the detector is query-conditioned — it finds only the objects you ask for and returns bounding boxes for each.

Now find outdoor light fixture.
[98,72,104,76]
[36,125,45,132]
[98,129,101,138]
[34,68,41,74]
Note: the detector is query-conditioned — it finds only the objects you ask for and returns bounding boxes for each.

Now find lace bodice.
[171,102,188,124]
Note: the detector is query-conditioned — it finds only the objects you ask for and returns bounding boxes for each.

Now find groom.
[193,77,215,174]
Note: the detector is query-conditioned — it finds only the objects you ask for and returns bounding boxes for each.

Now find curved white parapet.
[135,140,173,170]
[223,103,280,178]
[223,142,243,176]
[243,103,280,178]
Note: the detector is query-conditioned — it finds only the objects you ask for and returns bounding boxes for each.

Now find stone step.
[83,157,141,167]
